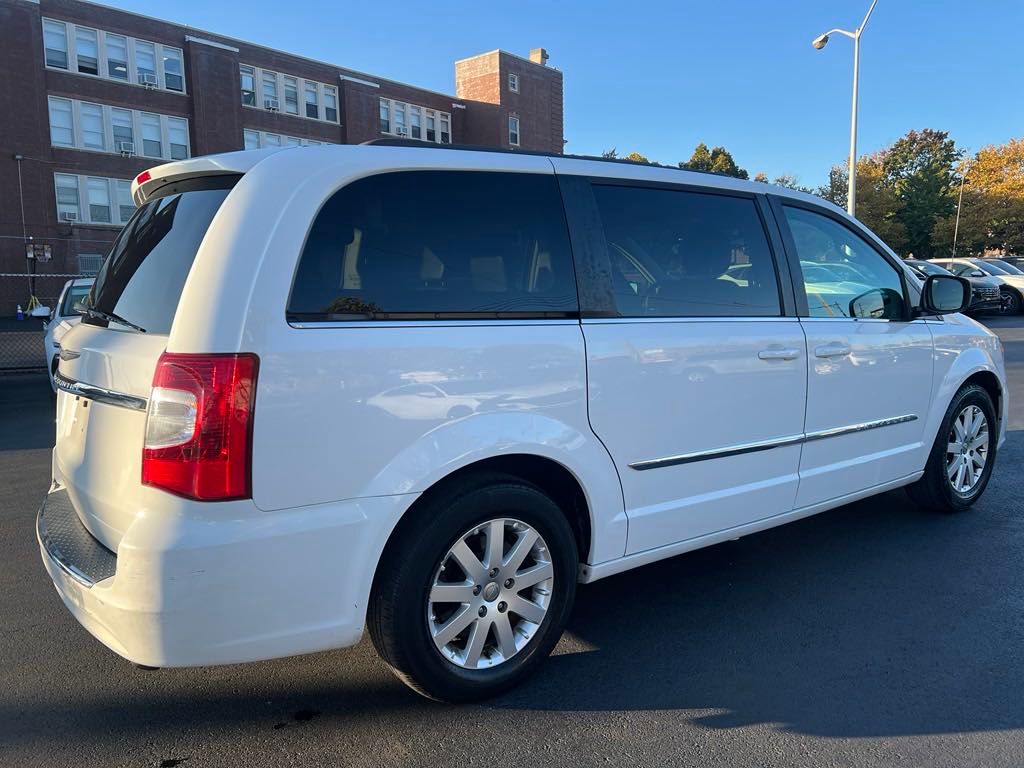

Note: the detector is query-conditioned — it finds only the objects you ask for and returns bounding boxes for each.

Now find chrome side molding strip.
[53,371,148,412]
[803,414,919,442]
[628,433,805,471]
[629,414,919,471]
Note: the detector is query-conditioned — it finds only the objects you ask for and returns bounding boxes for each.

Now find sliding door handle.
[758,347,801,361]
[815,342,852,358]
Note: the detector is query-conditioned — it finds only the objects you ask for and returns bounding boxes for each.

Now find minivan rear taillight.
[142,352,259,501]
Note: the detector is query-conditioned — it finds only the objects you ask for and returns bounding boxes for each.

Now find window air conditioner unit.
[118,141,136,156]
[138,72,159,88]
[264,97,280,111]
[60,211,78,223]
[395,127,408,137]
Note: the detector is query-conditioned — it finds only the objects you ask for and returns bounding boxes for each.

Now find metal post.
[951,168,967,259]
[848,34,859,217]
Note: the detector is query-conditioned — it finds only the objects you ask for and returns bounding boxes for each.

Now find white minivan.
[38,144,1006,702]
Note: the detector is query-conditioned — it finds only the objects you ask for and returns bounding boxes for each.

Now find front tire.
[907,384,997,513]
[368,474,578,702]
[1000,288,1021,315]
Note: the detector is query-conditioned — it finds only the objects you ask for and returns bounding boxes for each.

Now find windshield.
[986,259,1024,275]
[972,260,1007,275]
[84,177,238,334]
[60,284,92,317]
[909,261,951,276]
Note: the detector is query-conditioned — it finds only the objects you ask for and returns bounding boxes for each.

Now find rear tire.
[906,384,997,513]
[368,473,578,702]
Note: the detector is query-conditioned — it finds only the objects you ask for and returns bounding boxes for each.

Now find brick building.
[0,0,564,314]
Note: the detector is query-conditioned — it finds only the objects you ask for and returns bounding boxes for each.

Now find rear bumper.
[37,485,410,667]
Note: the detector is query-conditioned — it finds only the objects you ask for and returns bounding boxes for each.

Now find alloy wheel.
[946,405,989,494]
[428,518,554,670]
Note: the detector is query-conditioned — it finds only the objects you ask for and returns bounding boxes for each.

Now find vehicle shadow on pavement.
[0,374,55,452]
[495,430,1024,738]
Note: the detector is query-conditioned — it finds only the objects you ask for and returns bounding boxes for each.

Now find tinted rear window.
[287,171,577,320]
[84,177,237,334]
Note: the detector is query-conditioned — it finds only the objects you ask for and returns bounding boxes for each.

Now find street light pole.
[812,0,879,218]
[951,165,967,259]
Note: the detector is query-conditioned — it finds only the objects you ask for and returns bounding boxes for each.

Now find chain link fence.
[1,273,89,373]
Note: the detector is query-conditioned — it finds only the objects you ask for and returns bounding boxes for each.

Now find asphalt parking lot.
[2,316,1023,768]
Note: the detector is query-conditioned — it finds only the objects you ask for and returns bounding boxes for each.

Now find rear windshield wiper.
[78,305,147,333]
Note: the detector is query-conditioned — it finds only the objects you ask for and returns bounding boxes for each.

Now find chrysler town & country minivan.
[37,144,1006,701]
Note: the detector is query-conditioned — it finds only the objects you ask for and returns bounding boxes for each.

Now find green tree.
[772,174,813,193]
[680,143,748,179]
[624,151,650,164]
[601,148,618,159]
[817,165,848,209]
[881,129,961,257]
[815,158,906,250]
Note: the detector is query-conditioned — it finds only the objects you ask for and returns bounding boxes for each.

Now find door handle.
[758,347,801,361]
[814,342,852,358]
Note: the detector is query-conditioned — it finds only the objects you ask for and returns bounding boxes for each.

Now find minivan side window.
[590,184,781,318]
[782,206,906,320]
[288,171,577,320]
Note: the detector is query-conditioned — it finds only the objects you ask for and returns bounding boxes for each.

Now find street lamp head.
[812,33,830,50]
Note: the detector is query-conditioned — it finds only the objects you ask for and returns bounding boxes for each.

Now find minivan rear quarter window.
[288,171,577,321]
[85,177,237,334]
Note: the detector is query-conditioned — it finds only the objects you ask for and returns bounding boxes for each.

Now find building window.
[86,177,112,223]
[425,110,436,142]
[140,112,162,158]
[284,76,299,115]
[48,97,75,147]
[75,27,99,75]
[440,114,450,144]
[410,106,422,139]
[42,18,186,92]
[54,174,137,226]
[167,118,189,160]
[163,47,184,92]
[508,115,520,146]
[116,180,134,222]
[80,103,105,151]
[243,128,335,149]
[105,34,128,80]
[509,72,519,92]
[323,86,338,122]
[240,65,257,106]
[134,40,157,86]
[78,254,104,276]
[111,108,134,153]
[379,100,390,133]
[44,20,68,69]
[393,102,406,136]
[54,174,80,220]
[262,71,279,108]
[304,82,319,119]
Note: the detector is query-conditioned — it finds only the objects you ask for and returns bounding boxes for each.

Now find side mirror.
[920,274,971,315]
[849,287,905,320]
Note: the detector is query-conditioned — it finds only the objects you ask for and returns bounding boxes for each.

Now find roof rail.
[359,138,735,179]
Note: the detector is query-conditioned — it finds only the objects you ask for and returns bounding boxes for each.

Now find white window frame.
[239,63,340,123]
[379,98,451,144]
[508,72,520,93]
[48,97,75,147]
[53,173,135,227]
[508,115,520,146]
[41,17,187,94]
[47,97,190,161]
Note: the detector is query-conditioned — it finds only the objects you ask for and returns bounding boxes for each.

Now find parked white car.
[38,146,1007,702]
[42,278,94,391]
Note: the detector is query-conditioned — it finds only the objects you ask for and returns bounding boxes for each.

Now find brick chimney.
[529,48,549,66]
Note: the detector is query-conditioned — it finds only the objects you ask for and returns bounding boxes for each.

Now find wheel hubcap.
[428,518,554,670]
[946,405,989,494]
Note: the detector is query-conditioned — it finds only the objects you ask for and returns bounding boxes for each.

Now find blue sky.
[107,0,1022,187]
